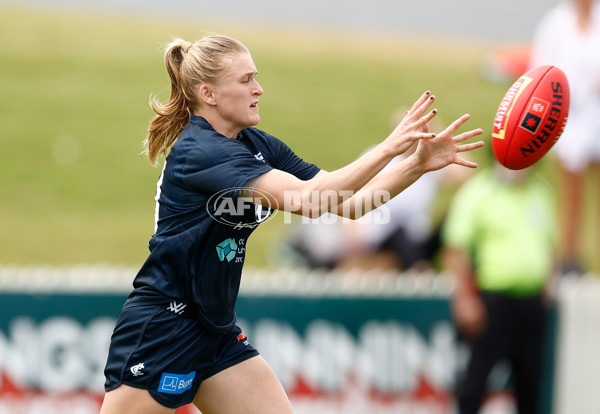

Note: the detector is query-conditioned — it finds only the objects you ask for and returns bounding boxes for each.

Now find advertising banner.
[0,284,557,414]
[236,294,557,414]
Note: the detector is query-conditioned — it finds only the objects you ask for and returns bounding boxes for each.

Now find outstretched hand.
[386,90,439,155]
[414,113,484,172]
[386,91,484,171]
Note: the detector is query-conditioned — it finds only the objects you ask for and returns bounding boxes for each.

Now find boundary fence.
[0,266,597,414]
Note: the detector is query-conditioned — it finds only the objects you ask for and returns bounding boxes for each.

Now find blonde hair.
[144,34,249,165]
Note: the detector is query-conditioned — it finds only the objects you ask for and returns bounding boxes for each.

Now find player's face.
[212,52,263,137]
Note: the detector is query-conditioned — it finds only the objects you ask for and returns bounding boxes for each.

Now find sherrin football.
[492,65,570,170]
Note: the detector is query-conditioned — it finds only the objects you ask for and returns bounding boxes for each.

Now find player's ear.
[199,84,216,106]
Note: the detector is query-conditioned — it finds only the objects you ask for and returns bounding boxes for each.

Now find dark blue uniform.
[104,115,320,408]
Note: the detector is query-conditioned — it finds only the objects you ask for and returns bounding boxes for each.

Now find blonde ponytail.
[144,35,249,165]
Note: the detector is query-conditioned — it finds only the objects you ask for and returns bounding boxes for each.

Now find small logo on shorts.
[158,371,196,394]
[167,301,187,315]
[130,363,145,376]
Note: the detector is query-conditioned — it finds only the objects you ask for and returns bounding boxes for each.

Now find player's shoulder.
[242,127,280,145]
[176,116,221,149]
[241,127,289,155]
[170,131,222,170]
[175,119,250,164]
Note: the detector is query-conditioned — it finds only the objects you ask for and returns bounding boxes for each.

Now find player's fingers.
[453,157,479,169]
[415,94,436,120]
[453,128,484,144]
[418,131,437,140]
[407,90,435,116]
[418,109,438,130]
[441,113,472,136]
[456,140,485,153]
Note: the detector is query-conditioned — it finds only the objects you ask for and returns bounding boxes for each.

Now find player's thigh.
[193,355,293,414]
[100,384,176,414]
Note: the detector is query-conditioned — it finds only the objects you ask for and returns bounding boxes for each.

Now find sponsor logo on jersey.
[157,371,196,394]
[216,238,238,262]
[237,333,249,345]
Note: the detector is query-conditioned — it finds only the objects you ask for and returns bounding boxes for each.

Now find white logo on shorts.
[130,363,145,376]
[167,301,187,315]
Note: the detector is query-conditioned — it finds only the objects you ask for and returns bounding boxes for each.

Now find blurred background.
[1,0,599,413]
[6,0,594,269]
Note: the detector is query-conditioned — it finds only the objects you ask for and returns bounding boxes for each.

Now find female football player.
[100,34,483,414]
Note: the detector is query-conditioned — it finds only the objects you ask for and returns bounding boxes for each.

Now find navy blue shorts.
[104,296,259,408]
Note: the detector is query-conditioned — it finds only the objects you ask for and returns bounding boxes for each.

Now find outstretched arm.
[251,94,483,218]
[332,113,483,218]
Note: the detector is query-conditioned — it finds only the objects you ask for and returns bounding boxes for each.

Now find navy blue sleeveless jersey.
[132,115,320,332]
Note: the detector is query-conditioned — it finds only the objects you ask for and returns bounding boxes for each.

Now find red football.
[492,65,570,170]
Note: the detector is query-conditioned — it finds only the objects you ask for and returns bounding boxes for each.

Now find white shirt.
[530,0,600,171]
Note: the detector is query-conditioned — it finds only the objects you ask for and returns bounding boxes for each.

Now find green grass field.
[1,6,597,272]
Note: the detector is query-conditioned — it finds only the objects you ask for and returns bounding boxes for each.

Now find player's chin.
[249,113,260,126]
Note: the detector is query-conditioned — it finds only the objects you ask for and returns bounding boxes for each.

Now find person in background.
[529,0,600,275]
[442,160,557,414]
